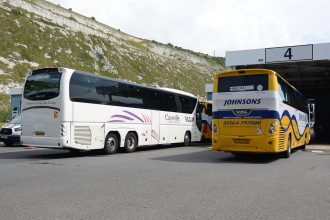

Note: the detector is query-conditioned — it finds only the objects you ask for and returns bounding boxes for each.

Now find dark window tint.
[218,74,268,92]
[105,83,146,108]
[70,73,106,104]
[180,95,197,113]
[277,77,306,113]
[149,91,179,112]
[69,72,196,113]
[149,91,162,110]
[206,103,212,116]
[161,93,177,112]
[24,69,61,100]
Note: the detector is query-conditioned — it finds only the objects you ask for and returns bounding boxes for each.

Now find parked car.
[0,115,21,146]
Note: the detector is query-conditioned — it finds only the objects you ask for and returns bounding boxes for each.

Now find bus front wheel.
[183,132,191,146]
[104,133,119,155]
[124,132,138,153]
[283,136,291,158]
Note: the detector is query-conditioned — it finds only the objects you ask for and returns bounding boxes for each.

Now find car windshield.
[10,115,21,124]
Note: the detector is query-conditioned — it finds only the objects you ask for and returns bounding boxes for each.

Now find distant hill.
[0,0,225,119]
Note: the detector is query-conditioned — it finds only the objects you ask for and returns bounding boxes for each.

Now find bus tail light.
[213,123,218,133]
[203,124,208,132]
[268,121,278,135]
[60,124,65,137]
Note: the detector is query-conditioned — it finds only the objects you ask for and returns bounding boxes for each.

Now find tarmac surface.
[0,142,329,219]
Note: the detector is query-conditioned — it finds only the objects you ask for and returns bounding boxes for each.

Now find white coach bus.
[21,67,202,154]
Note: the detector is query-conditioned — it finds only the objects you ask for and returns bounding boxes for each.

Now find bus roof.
[215,68,302,95]
[32,67,197,98]
[160,87,196,98]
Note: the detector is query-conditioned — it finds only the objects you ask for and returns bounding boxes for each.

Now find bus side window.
[278,78,290,105]
[149,91,162,111]
[278,81,286,102]
[180,96,197,114]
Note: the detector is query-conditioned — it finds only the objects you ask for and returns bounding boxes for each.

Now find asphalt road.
[0,143,329,220]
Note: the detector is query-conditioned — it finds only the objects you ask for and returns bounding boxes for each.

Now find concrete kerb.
[306,144,330,152]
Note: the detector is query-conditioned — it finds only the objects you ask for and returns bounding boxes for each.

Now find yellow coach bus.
[212,69,313,158]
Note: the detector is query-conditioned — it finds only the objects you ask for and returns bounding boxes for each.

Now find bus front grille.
[279,128,285,150]
[74,126,91,145]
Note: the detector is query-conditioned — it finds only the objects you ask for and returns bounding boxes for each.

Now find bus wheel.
[283,136,291,158]
[183,132,191,146]
[104,133,119,154]
[124,132,138,153]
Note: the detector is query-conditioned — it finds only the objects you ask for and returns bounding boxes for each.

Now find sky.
[47,0,330,56]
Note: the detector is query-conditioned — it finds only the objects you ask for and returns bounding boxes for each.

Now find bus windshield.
[24,69,62,101]
[218,74,268,92]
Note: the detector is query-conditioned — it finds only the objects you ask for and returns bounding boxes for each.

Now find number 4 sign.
[284,48,293,60]
[266,44,313,63]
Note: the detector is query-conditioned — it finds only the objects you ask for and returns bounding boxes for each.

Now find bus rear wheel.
[124,132,138,153]
[104,133,119,155]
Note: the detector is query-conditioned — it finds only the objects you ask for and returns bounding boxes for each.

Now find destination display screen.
[218,74,268,92]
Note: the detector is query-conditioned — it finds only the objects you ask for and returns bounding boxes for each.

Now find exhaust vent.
[74,126,91,145]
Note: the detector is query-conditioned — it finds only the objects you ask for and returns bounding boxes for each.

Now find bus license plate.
[1,135,7,139]
[233,138,250,144]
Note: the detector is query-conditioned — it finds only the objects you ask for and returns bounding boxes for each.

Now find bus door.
[151,111,160,145]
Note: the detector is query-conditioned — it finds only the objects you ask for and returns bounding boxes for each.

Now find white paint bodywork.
[21,68,201,150]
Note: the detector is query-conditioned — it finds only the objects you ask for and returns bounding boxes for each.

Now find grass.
[0,1,225,114]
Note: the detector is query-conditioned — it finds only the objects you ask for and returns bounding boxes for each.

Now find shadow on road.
[0,149,101,160]
[151,149,283,164]
[0,142,305,163]
[0,142,208,161]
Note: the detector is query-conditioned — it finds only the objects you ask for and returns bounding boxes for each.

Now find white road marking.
[311,150,324,154]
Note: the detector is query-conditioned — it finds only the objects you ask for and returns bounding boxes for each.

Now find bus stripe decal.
[109,120,125,123]
[111,115,134,121]
[123,111,144,123]
[214,110,308,141]
[213,110,278,119]
[22,106,61,112]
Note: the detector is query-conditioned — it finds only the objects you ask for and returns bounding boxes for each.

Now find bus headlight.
[268,121,278,135]
[213,123,218,133]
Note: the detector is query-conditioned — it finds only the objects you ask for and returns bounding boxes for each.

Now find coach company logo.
[165,114,180,122]
[224,99,261,106]
[233,109,252,117]
[185,116,195,122]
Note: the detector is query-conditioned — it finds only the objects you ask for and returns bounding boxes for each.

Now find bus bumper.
[21,136,64,149]
[212,135,281,153]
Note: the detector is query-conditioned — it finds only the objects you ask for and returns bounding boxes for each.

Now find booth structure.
[225,43,330,142]
[204,83,213,101]
[9,88,22,119]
